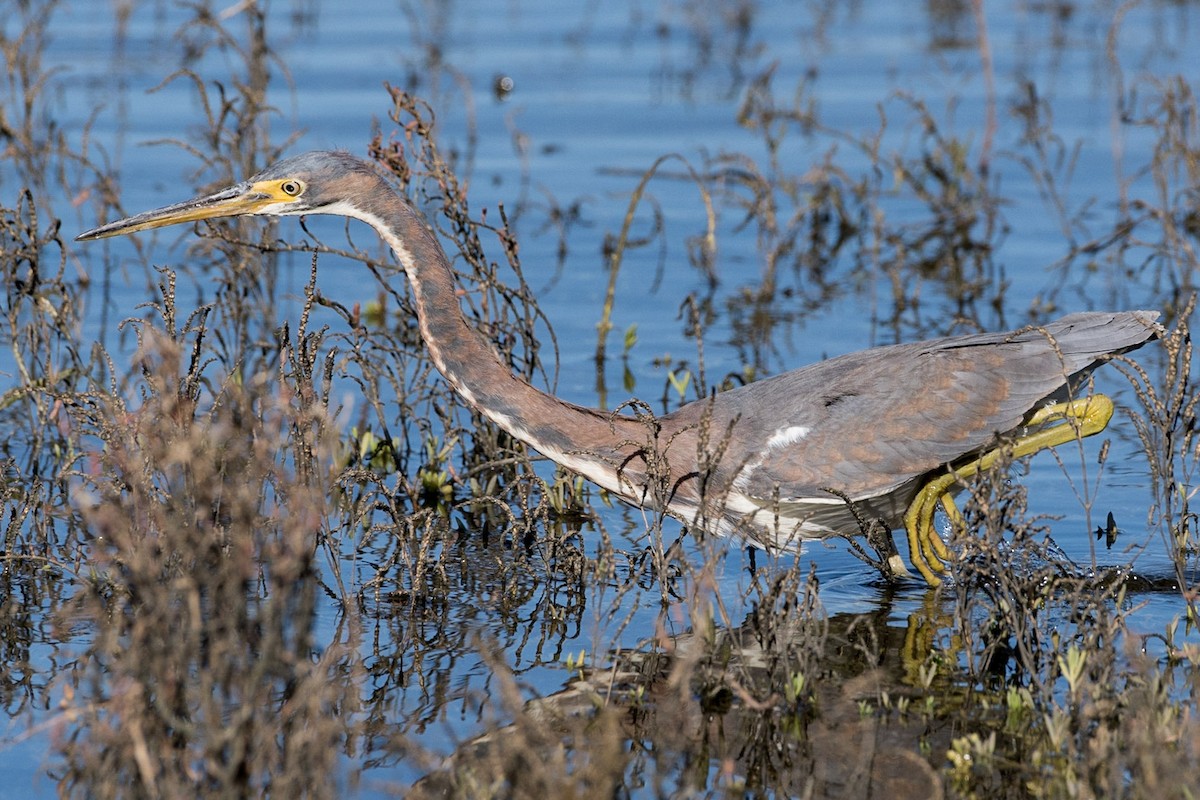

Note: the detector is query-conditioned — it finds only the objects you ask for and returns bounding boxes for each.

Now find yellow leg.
[903,394,1115,586]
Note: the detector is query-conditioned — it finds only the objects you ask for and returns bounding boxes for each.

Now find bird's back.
[658,310,1158,539]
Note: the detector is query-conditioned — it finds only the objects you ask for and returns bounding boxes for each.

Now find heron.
[77,151,1158,585]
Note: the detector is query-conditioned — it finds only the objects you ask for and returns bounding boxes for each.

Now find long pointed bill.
[75,182,273,241]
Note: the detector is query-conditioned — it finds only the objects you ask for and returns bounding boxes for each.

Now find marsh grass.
[60,315,351,798]
[0,0,1199,797]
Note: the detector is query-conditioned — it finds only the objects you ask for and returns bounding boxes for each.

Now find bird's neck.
[347,192,653,499]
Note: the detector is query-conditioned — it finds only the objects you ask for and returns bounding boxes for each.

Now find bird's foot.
[902,394,1115,587]
[904,476,958,586]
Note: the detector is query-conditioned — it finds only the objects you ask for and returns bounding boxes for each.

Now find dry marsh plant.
[1,1,1200,798]
[59,300,352,798]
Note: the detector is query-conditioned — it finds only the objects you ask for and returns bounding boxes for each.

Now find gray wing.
[695,310,1158,504]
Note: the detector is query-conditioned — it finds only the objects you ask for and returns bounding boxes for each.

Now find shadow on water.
[410,587,953,799]
[1,0,1199,797]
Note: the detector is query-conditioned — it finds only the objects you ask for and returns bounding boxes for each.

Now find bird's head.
[76,151,381,241]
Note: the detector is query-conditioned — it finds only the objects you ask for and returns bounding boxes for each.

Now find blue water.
[2,0,1197,794]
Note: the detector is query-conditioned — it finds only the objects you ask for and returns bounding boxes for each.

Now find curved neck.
[333,187,646,496]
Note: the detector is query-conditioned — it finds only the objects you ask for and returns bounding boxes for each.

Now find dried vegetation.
[0,0,1197,798]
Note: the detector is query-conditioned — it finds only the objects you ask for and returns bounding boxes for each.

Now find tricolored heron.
[77,151,1158,585]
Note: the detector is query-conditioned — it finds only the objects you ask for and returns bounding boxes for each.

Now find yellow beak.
[76,183,273,241]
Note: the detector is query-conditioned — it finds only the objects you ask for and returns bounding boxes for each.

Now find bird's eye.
[280,180,303,197]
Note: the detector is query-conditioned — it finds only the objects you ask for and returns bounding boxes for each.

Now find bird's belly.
[699,485,931,553]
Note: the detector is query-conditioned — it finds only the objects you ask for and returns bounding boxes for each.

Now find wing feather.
[669,311,1158,510]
